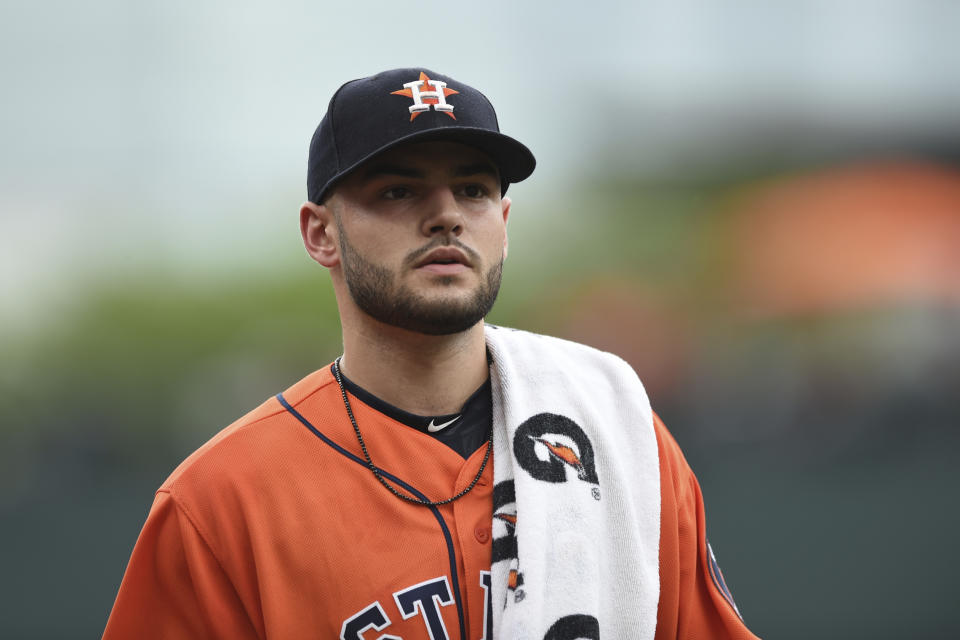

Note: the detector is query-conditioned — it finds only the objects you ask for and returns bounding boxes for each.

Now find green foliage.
[1,267,342,467]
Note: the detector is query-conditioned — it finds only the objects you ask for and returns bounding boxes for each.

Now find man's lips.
[418,262,471,275]
[415,247,472,271]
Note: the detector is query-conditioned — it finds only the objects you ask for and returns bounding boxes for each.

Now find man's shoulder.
[485,324,640,383]
[160,366,338,493]
[485,324,633,365]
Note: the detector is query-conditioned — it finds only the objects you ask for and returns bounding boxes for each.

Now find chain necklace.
[332,357,492,507]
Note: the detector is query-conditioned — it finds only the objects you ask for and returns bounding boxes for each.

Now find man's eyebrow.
[453,162,500,179]
[359,161,499,181]
[360,163,425,181]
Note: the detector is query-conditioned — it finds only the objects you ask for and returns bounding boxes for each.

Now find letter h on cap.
[404,78,454,115]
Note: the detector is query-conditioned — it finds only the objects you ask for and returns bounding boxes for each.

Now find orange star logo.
[391,71,459,121]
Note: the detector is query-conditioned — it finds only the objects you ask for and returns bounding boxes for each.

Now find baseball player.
[103,68,759,639]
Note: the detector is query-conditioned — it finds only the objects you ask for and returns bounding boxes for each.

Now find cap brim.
[315,127,536,202]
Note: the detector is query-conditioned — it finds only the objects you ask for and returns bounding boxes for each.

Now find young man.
[104,68,759,639]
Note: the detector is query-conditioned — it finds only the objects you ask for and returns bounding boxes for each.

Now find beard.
[337,225,503,336]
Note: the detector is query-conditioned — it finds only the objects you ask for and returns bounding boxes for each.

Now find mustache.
[404,237,481,267]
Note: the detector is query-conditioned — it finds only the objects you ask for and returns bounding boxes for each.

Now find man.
[104,68,759,639]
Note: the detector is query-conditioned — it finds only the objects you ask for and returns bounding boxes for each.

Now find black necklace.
[332,356,493,506]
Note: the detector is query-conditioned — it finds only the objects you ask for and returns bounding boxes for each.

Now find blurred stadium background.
[2,1,959,638]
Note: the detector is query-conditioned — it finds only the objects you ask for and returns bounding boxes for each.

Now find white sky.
[1,0,958,327]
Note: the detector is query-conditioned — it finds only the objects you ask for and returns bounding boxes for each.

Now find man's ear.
[501,195,512,260]
[300,201,340,268]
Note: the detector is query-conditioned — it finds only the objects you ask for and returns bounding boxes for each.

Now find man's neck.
[338,320,489,416]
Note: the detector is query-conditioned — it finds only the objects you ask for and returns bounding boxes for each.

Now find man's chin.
[409,268,477,288]
[382,311,485,337]
[378,291,492,336]
[344,258,502,336]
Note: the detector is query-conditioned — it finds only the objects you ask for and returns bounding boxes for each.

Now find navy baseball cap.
[307,68,536,203]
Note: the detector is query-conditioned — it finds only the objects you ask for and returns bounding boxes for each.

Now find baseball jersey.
[103,365,758,639]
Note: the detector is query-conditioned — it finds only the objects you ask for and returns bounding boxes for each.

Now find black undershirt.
[331,364,492,460]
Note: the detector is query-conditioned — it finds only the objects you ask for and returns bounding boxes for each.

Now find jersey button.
[474,526,490,543]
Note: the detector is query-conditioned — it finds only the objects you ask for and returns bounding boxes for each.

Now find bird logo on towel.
[513,413,600,488]
[492,481,526,601]
[530,437,592,482]
[494,512,518,530]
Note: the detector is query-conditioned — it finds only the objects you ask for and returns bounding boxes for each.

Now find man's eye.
[462,184,487,198]
[382,186,411,200]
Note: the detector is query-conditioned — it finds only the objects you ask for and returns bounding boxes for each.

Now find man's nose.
[420,188,464,237]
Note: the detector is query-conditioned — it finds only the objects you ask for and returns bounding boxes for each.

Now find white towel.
[485,325,661,640]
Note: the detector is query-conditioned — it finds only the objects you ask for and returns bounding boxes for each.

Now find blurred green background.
[2,1,959,638]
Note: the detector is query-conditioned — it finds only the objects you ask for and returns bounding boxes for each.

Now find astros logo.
[391,71,459,121]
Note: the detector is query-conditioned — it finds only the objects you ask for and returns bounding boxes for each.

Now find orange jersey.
[104,366,758,639]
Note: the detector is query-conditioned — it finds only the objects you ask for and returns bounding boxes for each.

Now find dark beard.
[338,226,503,336]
